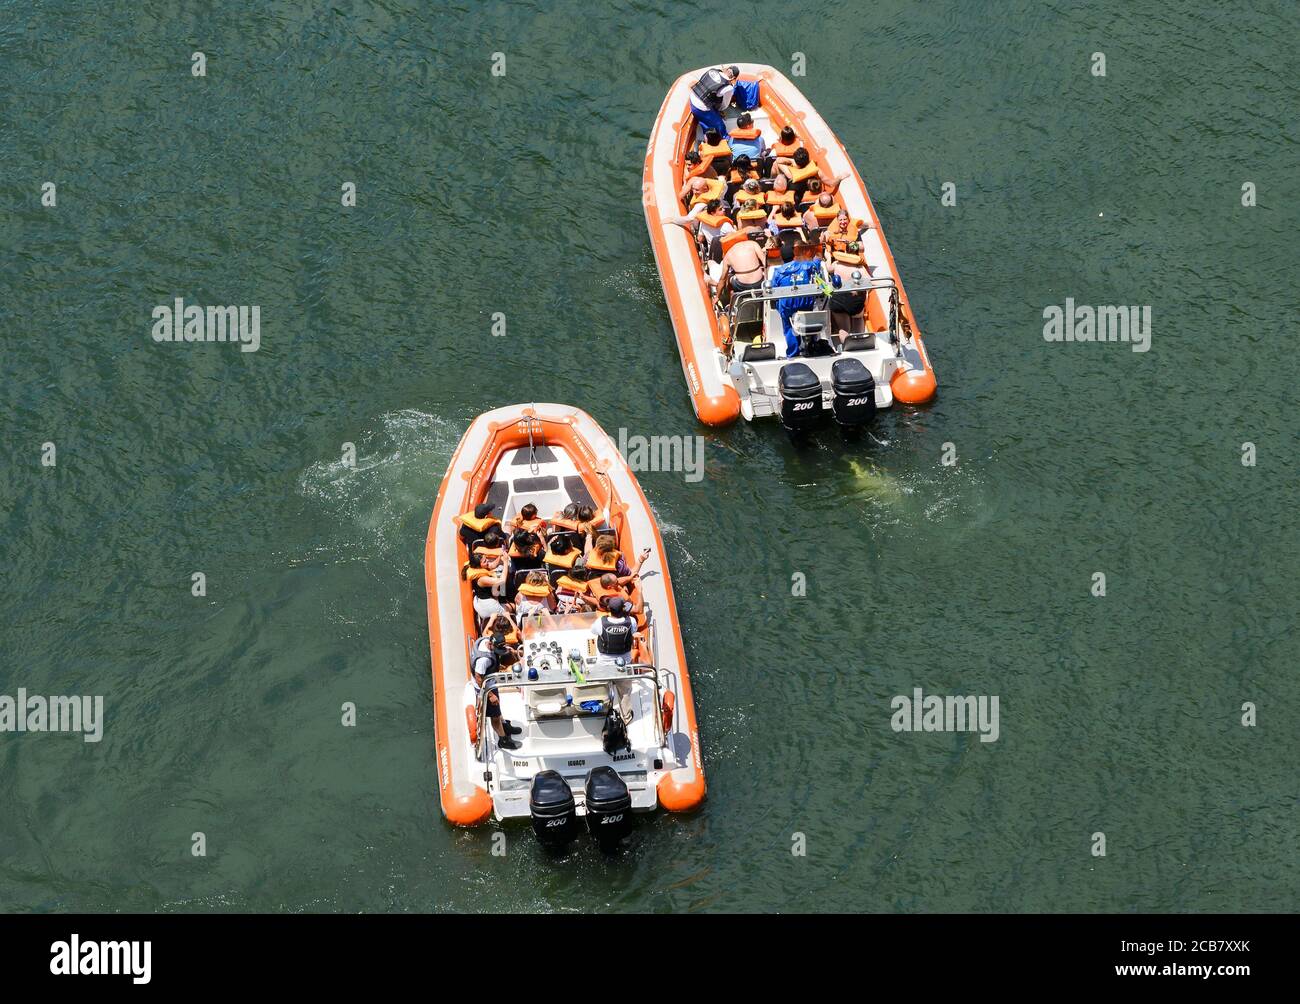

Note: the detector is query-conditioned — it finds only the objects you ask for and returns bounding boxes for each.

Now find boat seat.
[732,291,764,329]
[527,685,570,719]
[793,310,831,341]
[741,341,777,362]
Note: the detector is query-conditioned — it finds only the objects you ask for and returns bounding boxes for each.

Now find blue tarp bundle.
[733,80,761,112]
[769,259,825,357]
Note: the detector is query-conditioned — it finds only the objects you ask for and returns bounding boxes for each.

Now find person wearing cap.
[591,597,636,658]
[457,502,500,546]
[687,64,740,137]
[469,631,522,750]
[827,242,873,334]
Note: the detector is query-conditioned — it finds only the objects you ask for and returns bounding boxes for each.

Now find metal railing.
[726,275,903,359]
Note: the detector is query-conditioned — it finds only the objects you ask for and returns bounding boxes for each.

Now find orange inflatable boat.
[643,64,937,429]
[425,404,705,845]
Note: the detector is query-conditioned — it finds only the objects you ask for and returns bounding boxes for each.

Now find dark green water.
[2,1,1296,912]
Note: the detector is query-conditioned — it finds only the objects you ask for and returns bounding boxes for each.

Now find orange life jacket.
[737,204,767,224]
[548,516,579,532]
[772,140,800,158]
[508,541,541,559]
[543,548,578,569]
[766,189,795,206]
[720,229,753,254]
[810,203,840,224]
[789,161,819,183]
[689,178,727,206]
[464,566,496,596]
[473,545,504,559]
[459,511,499,534]
[554,574,588,596]
[729,125,761,140]
[825,218,861,251]
[696,209,731,229]
[685,158,711,180]
[729,167,760,184]
[699,138,732,160]
[586,578,623,603]
[517,581,552,600]
[771,211,803,229]
[587,549,622,572]
[513,517,545,535]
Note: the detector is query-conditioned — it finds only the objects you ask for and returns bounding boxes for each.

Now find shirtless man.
[717,231,769,306]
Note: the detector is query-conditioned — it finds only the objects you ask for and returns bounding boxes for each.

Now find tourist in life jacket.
[679,174,726,210]
[827,242,873,335]
[482,612,522,654]
[473,527,507,562]
[823,209,871,259]
[470,632,522,750]
[768,201,807,264]
[803,192,840,236]
[587,535,651,581]
[591,597,637,659]
[777,147,845,203]
[697,128,732,176]
[687,65,740,136]
[543,533,580,571]
[664,197,735,265]
[683,149,714,181]
[548,502,580,534]
[508,502,546,537]
[553,561,593,613]
[734,194,769,231]
[463,551,507,620]
[508,529,544,570]
[457,502,499,546]
[770,125,801,172]
[728,112,766,166]
[572,504,601,541]
[766,173,795,209]
[515,569,554,616]
[799,178,824,208]
[726,155,760,203]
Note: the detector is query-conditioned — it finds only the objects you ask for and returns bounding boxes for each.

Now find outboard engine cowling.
[529,770,578,847]
[830,357,876,426]
[583,766,634,846]
[777,363,825,433]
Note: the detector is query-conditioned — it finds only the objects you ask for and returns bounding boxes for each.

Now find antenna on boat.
[526,406,541,475]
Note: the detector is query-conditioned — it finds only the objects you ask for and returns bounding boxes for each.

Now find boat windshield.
[519,610,602,638]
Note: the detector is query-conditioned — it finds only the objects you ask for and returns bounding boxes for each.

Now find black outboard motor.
[583,766,634,846]
[830,357,876,426]
[777,363,825,433]
[529,770,578,847]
